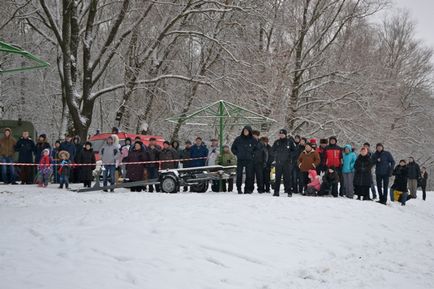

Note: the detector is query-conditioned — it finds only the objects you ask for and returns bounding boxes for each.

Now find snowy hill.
[1,186,433,289]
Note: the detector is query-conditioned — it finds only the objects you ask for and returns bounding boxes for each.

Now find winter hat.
[279,129,287,136]
[329,136,337,143]
[301,137,307,143]
[305,142,313,149]
[85,141,92,147]
[39,134,47,139]
[376,143,383,149]
[42,148,50,155]
[58,150,70,160]
[309,138,317,144]
[185,140,192,145]
[320,138,328,144]
[125,137,132,144]
[210,138,218,142]
[163,141,170,146]
[363,142,370,147]
[4,128,11,133]
[55,140,61,145]
[134,140,143,147]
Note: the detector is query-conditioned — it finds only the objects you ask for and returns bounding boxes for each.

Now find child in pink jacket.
[305,169,321,196]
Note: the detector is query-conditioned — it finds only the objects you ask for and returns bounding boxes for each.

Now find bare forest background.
[1,0,433,168]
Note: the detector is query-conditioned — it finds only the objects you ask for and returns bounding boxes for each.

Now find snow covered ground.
[1,185,433,289]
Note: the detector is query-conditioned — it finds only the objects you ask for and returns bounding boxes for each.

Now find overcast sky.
[391,0,434,49]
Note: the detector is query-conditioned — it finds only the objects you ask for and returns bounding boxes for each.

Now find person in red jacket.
[37,149,52,187]
[324,136,344,196]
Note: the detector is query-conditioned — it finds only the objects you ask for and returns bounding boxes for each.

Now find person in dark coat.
[291,135,302,194]
[71,136,83,183]
[316,138,328,175]
[51,140,61,183]
[391,160,408,206]
[261,136,273,193]
[271,129,295,197]
[407,157,421,199]
[252,130,267,193]
[126,141,149,192]
[353,147,373,201]
[159,141,179,170]
[15,131,36,184]
[76,142,96,188]
[35,134,51,164]
[319,167,339,197]
[190,137,208,167]
[60,136,76,163]
[363,142,377,199]
[231,125,257,194]
[420,167,428,201]
[146,138,161,192]
[371,143,395,204]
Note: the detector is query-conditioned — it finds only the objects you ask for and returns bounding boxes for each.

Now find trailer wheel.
[161,175,178,194]
[190,181,208,193]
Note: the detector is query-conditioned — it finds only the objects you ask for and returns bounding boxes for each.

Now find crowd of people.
[0,126,429,205]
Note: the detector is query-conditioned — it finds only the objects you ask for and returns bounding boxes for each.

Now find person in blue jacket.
[342,144,357,198]
[371,143,395,205]
[189,137,208,168]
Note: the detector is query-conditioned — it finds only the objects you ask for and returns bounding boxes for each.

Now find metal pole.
[219,100,224,192]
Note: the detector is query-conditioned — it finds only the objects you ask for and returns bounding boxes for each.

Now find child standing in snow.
[305,169,321,196]
[37,149,52,187]
[58,150,71,189]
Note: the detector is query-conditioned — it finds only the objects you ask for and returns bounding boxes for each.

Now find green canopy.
[0,40,49,74]
[167,99,277,154]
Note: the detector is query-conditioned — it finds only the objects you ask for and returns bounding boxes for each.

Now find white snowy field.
[1,186,434,289]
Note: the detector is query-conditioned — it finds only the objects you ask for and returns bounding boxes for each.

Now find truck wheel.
[161,175,178,194]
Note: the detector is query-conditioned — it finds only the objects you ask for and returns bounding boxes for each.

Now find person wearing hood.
[77,142,96,188]
[342,144,357,198]
[354,147,373,201]
[371,143,395,204]
[305,169,321,196]
[298,142,320,194]
[231,125,257,194]
[324,136,344,196]
[190,137,208,168]
[100,135,119,191]
[35,134,51,164]
[15,131,36,184]
[218,145,237,192]
[271,129,295,197]
[0,128,17,184]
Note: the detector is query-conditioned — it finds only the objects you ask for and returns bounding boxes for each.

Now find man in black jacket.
[252,130,267,193]
[15,131,36,184]
[231,126,257,194]
[272,129,295,197]
[407,157,421,199]
[261,136,273,193]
